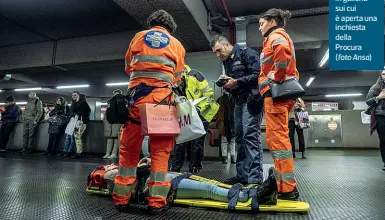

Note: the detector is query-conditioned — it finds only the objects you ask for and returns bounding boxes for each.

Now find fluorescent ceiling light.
[57,85,89,89]
[325,93,362,97]
[306,77,315,87]
[105,82,129,86]
[14,87,43,91]
[0,102,27,105]
[319,49,329,67]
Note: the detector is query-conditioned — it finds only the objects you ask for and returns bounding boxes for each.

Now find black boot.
[278,187,300,201]
[255,167,278,205]
[302,151,306,159]
[115,204,130,212]
[223,176,247,185]
[189,167,200,175]
[222,157,228,164]
[147,206,166,215]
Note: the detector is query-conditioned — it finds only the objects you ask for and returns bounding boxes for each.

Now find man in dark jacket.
[211,35,263,186]
[21,92,43,154]
[0,96,21,152]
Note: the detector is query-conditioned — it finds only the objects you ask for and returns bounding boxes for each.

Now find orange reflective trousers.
[264,97,296,193]
[112,88,174,208]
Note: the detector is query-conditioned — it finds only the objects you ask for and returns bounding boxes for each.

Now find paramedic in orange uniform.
[112,10,186,215]
[258,8,300,200]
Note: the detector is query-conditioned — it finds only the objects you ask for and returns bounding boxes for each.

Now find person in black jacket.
[0,96,21,152]
[72,94,91,159]
[42,97,70,155]
[211,35,263,186]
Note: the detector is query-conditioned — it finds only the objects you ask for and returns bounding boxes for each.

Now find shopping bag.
[296,111,310,129]
[175,97,207,144]
[65,115,78,135]
[139,103,180,136]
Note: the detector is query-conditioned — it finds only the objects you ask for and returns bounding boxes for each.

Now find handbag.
[139,103,180,137]
[268,77,305,100]
[175,96,207,144]
[65,115,78,135]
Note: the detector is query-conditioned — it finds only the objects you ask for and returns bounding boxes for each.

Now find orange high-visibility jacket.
[258,28,299,96]
[125,26,186,88]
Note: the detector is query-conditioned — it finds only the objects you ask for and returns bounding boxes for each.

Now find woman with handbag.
[42,97,70,155]
[366,70,385,170]
[258,8,300,201]
[289,98,306,159]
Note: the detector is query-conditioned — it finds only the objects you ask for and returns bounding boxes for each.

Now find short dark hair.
[113,89,122,95]
[147,10,177,34]
[72,91,80,95]
[259,8,291,27]
[210,35,230,48]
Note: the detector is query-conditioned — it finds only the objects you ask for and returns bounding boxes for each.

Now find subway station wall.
[5,110,378,159]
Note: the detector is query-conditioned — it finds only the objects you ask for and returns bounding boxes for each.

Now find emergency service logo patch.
[144,31,170,49]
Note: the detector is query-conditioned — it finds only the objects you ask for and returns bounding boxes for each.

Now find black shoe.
[41,152,49,155]
[382,165,385,171]
[231,158,236,164]
[222,157,228,164]
[293,152,296,158]
[169,167,181,172]
[63,152,70,157]
[115,204,130,212]
[147,206,166,215]
[278,187,300,201]
[302,152,306,159]
[223,176,247,185]
[71,153,82,159]
[189,167,200,175]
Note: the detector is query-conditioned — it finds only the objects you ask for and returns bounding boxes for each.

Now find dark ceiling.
[0,0,383,104]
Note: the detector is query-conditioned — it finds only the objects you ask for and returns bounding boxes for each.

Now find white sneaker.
[108,154,117,159]
[103,154,110,159]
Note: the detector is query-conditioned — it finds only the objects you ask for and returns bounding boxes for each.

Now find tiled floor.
[0,149,384,220]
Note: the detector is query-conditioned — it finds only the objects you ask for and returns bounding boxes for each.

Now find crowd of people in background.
[0,91,91,159]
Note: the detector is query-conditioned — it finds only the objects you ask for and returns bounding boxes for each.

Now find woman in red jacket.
[258,8,300,201]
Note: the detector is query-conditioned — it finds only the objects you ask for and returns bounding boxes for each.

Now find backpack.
[106,94,129,124]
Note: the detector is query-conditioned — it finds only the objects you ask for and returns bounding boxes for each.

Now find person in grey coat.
[21,92,43,154]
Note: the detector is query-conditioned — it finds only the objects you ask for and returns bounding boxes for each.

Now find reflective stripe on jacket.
[258,28,299,96]
[125,26,186,89]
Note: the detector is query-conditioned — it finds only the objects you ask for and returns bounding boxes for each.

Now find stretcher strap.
[248,187,259,212]
[170,173,192,191]
[227,183,243,210]
[167,173,191,204]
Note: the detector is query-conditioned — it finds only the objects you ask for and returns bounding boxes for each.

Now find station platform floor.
[0,149,384,220]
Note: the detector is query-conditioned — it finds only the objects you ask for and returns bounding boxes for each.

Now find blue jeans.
[167,173,248,202]
[141,136,150,157]
[63,134,75,153]
[234,102,263,184]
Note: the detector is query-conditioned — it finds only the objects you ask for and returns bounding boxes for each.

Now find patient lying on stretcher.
[88,158,278,206]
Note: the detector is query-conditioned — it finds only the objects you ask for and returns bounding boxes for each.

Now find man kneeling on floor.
[87,158,279,214]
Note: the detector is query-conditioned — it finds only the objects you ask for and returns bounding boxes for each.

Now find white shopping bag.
[175,96,207,144]
[65,115,78,135]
